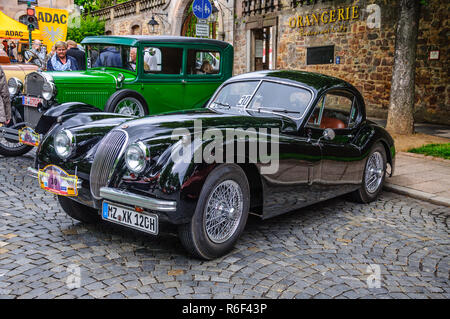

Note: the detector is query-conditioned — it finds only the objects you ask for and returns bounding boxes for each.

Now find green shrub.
[67,14,105,44]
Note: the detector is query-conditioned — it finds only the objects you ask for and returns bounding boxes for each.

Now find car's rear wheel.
[178,164,250,260]
[0,107,33,157]
[58,196,100,223]
[104,90,148,117]
[351,143,387,203]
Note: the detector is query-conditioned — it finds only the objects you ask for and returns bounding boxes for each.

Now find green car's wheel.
[104,90,149,117]
[178,164,250,260]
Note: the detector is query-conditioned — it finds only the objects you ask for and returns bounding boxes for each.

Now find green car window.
[186,49,221,75]
[87,44,136,72]
[143,47,183,74]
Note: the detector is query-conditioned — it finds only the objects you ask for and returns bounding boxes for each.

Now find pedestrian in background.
[67,40,86,70]
[24,40,46,68]
[0,65,11,126]
[47,41,78,71]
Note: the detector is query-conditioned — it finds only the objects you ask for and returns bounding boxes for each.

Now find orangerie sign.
[288,5,360,36]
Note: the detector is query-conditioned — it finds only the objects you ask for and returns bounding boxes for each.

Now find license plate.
[102,201,158,235]
[18,126,40,147]
[38,165,78,196]
[22,96,43,107]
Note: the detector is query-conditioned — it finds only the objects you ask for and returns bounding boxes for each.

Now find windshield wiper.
[252,107,302,116]
[210,101,231,109]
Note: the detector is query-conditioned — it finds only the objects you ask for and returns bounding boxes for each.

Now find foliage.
[408,143,450,160]
[67,14,105,44]
[74,0,129,13]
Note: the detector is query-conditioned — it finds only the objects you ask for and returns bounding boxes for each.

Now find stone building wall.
[0,0,74,20]
[96,0,235,45]
[233,0,449,125]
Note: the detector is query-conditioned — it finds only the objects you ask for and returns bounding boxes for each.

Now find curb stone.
[384,183,450,207]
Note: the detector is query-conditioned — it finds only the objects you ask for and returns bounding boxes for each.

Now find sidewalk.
[385,152,450,207]
[367,118,450,207]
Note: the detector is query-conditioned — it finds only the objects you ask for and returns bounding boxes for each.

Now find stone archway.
[170,0,194,36]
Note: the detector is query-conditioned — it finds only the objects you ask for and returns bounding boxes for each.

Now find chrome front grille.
[25,72,45,97]
[90,130,128,199]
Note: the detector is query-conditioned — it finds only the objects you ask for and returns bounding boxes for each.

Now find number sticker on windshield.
[237,95,252,107]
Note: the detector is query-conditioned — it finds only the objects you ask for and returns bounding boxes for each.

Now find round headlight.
[42,81,55,101]
[8,77,23,95]
[125,142,149,174]
[54,130,74,159]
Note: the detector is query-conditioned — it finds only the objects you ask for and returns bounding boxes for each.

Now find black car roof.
[228,70,356,94]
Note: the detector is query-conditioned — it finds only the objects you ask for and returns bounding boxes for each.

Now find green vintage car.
[1,35,233,156]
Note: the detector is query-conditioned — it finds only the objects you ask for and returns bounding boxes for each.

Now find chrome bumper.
[100,187,177,213]
[0,126,20,142]
[27,167,83,189]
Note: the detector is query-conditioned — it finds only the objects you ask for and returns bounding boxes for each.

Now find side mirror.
[322,128,335,141]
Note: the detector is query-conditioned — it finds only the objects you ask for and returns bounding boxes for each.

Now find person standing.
[24,40,46,68]
[47,41,79,71]
[0,65,11,126]
[66,40,86,70]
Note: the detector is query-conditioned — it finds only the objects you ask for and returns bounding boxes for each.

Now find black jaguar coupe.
[29,70,395,259]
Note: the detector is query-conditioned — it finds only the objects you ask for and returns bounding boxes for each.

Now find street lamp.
[148,13,168,34]
[209,3,219,23]
[147,16,159,33]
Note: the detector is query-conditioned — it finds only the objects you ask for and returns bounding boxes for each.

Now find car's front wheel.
[104,90,148,117]
[0,107,33,157]
[178,164,250,260]
[351,143,387,203]
[58,196,100,223]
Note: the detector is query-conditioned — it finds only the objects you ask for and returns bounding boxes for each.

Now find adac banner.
[35,7,68,50]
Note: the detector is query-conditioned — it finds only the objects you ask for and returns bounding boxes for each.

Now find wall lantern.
[148,13,168,34]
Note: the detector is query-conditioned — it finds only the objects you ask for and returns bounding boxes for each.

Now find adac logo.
[43,26,64,42]
[37,12,67,24]
[5,31,24,37]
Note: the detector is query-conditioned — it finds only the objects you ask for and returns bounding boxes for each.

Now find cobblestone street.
[0,154,448,299]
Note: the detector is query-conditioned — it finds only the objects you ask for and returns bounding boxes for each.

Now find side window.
[186,49,221,75]
[143,46,183,74]
[308,92,358,129]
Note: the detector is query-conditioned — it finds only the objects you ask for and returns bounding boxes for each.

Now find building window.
[307,45,334,65]
[131,25,141,35]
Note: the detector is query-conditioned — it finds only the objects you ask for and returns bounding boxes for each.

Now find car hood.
[2,63,38,82]
[46,69,136,85]
[117,108,293,143]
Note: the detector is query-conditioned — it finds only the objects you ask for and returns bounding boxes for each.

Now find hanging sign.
[192,0,212,20]
[35,6,68,50]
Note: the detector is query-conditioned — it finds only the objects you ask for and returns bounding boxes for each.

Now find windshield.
[86,44,136,71]
[210,81,259,109]
[210,80,312,119]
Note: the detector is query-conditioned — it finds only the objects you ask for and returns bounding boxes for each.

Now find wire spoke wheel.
[365,151,384,194]
[114,97,145,117]
[204,180,244,244]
